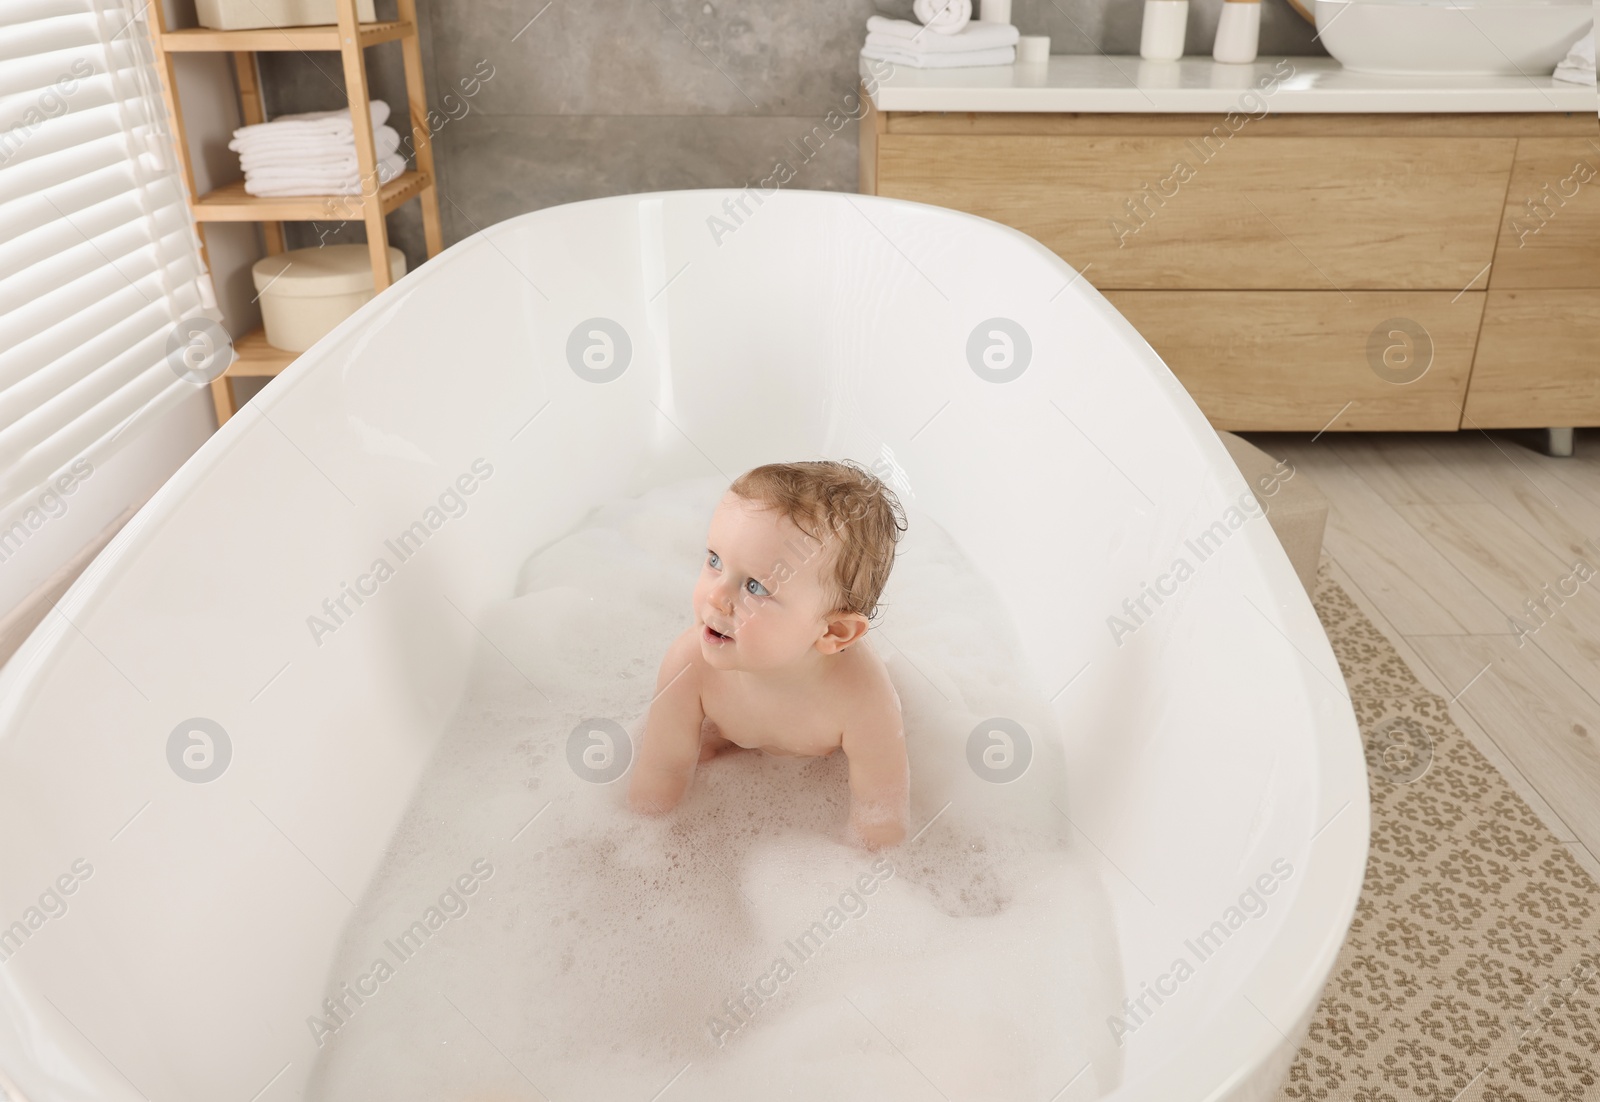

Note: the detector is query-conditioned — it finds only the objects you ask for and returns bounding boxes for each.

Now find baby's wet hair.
[728,459,908,623]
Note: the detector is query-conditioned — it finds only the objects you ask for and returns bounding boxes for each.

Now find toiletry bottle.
[1139,0,1189,61]
[1212,0,1260,63]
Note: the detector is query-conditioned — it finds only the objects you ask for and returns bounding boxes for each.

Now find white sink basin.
[1314,0,1592,75]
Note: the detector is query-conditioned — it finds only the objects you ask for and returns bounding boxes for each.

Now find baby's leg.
[698,717,741,762]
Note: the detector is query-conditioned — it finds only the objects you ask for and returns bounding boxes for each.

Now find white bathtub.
[0,189,1368,1101]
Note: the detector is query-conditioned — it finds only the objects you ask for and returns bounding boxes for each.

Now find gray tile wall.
[256,0,1326,269]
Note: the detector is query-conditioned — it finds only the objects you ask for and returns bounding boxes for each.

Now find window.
[0,0,217,524]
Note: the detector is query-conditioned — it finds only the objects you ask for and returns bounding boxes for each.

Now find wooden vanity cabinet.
[860,97,1600,432]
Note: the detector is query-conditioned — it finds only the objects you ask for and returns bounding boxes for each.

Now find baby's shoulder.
[833,635,900,712]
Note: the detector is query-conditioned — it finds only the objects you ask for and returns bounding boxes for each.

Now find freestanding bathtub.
[0,189,1368,1101]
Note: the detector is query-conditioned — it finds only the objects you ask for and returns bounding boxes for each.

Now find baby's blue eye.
[707,550,720,569]
[745,578,769,597]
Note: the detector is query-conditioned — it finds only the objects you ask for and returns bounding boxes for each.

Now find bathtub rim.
[0,188,1371,1101]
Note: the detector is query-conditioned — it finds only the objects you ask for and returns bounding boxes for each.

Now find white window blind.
[0,0,218,515]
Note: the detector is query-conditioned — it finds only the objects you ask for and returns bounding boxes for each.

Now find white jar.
[1016,34,1051,63]
[252,244,406,353]
[1213,0,1261,63]
[979,0,1012,22]
[1139,0,1189,61]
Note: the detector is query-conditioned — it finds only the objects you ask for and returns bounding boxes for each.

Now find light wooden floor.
[1245,428,1600,887]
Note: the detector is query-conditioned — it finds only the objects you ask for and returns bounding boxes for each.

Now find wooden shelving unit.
[143,0,444,425]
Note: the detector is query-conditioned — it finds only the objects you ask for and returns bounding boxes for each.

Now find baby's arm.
[840,685,910,850]
[627,630,704,816]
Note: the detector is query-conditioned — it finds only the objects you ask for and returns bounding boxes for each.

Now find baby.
[628,460,911,849]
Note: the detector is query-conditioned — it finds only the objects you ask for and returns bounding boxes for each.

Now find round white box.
[252,244,406,353]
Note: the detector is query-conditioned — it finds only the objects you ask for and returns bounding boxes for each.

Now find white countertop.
[861,54,1599,113]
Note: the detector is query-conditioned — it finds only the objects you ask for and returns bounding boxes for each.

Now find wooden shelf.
[192,169,432,222]
[228,328,300,377]
[160,20,412,52]
[145,0,444,426]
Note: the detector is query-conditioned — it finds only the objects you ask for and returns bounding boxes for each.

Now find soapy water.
[305,475,1126,1101]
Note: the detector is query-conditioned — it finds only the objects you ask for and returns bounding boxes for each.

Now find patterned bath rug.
[1276,561,1600,1102]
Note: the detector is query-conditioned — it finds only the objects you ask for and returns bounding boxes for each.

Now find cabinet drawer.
[877,134,1515,291]
[1102,290,1483,431]
[1491,138,1600,290]
[1463,290,1600,427]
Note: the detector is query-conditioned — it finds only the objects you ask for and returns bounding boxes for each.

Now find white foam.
[306,475,1126,1101]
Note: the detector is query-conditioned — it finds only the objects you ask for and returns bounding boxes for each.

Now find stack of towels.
[860,3,1019,68]
[229,100,406,197]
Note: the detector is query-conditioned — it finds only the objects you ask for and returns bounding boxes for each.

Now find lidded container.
[252,244,405,353]
[196,0,377,30]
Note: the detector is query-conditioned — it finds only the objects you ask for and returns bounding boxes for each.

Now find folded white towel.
[242,150,397,176]
[1552,22,1595,86]
[860,42,1016,67]
[238,125,402,170]
[244,152,405,185]
[230,100,391,148]
[234,125,401,157]
[865,16,1019,51]
[242,151,397,176]
[911,0,971,34]
[242,152,406,196]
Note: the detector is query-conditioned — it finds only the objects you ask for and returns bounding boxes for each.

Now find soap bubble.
[304,475,1122,1101]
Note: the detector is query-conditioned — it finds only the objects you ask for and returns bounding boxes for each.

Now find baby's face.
[694,492,856,672]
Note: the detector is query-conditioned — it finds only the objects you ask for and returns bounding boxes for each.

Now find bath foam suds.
[304,475,1127,1102]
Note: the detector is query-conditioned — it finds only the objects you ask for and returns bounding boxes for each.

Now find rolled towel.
[859,42,1016,67]
[1552,22,1594,85]
[911,0,972,35]
[230,100,391,148]
[242,152,406,196]
[865,17,1019,52]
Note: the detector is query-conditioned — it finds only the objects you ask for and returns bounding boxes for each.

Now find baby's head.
[695,460,907,673]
